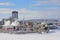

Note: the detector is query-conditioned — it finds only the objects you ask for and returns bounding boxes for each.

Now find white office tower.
[11,19,20,29]
[3,20,11,30]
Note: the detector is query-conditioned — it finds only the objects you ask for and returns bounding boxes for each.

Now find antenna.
[23,17,24,25]
[23,17,25,27]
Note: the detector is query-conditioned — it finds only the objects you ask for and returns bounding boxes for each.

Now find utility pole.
[23,17,25,27]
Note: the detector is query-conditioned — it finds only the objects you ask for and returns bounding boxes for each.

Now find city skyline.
[0,0,60,20]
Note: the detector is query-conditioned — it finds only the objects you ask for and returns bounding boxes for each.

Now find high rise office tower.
[12,11,18,19]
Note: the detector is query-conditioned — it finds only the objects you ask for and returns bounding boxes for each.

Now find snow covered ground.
[0,29,60,40]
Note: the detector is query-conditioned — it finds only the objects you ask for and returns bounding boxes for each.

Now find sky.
[0,0,60,20]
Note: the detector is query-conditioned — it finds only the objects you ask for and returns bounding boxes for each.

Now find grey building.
[12,11,18,19]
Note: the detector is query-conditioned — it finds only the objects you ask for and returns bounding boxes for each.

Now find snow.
[11,19,20,26]
[4,20,10,26]
[0,29,60,40]
[11,21,19,26]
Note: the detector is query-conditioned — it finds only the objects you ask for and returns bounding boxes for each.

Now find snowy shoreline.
[0,29,60,40]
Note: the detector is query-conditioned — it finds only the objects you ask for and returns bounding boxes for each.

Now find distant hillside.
[19,19,59,23]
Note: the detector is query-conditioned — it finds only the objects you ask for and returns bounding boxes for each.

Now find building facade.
[12,11,18,20]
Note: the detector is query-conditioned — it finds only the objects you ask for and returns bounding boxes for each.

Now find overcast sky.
[0,0,60,20]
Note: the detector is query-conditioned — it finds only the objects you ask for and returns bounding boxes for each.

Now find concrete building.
[12,11,18,20]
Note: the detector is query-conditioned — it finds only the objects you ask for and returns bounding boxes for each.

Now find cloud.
[0,2,15,6]
[0,8,16,14]
[49,0,60,4]
[0,8,60,19]
[32,0,48,6]
[18,8,60,19]
[0,8,18,14]
[32,0,60,6]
